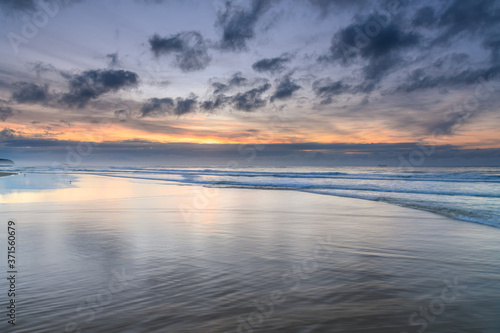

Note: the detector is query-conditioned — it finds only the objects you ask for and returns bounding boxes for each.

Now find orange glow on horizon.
[2,118,499,149]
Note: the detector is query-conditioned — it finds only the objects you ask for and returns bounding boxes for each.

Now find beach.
[1,173,499,332]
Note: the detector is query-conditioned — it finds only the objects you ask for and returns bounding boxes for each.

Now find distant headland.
[0,158,15,177]
[0,158,14,166]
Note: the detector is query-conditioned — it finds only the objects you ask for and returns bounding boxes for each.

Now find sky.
[0,0,499,166]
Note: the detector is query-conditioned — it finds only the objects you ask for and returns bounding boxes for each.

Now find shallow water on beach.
[1,174,500,332]
[4,165,500,227]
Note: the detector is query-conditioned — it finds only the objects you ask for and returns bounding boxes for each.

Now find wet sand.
[0,173,499,332]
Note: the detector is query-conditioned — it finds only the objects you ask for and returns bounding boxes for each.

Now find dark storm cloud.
[140,97,174,117]
[312,1,499,102]
[230,83,271,111]
[201,83,271,112]
[216,0,274,51]
[396,65,500,93]
[309,0,369,11]
[0,0,80,13]
[11,82,49,103]
[315,0,499,98]
[174,95,198,115]
[0,106,13,121]
[60,69,138,108]
[209,72,269,94]
[139,0,166,4]
[338,23,419,62]
[149,31,211,72]
[0,0,41,11]
[252,55,290,74]
[212,82,228,95]
[209,72,249,95]
[412,6,435,28]
[228,72,248,86]
[324,13,420,85]
[312,76,378,103]
[140,95,198,117]
[425,113,470,136]
[483,34,500,64]
[312,79,351,104]
[201,72,270,111]
[362,53,403,82]
[200,94,229,111]
[363,24,419,58]
[270,75,300,101]
[436,0,500,43]
[402,1,500,93]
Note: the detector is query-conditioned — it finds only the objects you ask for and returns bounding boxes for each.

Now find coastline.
[1,173,499,332]
[0,172,15,177]
[34,165,499,228]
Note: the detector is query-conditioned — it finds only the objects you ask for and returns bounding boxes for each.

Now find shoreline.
[1,173,499,332]
[3,172,494,231]
[4,172,498,229]
[73,172,500,229]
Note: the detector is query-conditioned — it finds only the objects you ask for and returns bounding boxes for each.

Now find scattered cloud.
[312,78,351,104]
[216,0,274,51]
[140,94,198,117]
[270,75,301,101]
[208,72,251,95]
[0,0,499,158]
[252,54,290,74]
[396,65,500,93]
[200,94,228,111]
[0,106,13,121]
[11,82,49,104]
[333,21,418,63]
[60,69,138,108]
[140,97,175,117]
[174,95,198,115]
[482,34,500,64]
[0,0,43,12]
[0,0,80,13]
[29,62,57,78]
[59,119,72,127]
[149,31,211,71]
[412,6,435,28]
[230,82,271,111]
[316,11,422,95]
[436,0,500,43]
[107,52,120,68]
[309,0,368,12]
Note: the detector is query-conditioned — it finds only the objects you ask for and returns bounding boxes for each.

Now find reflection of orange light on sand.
[0,176,136,204]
